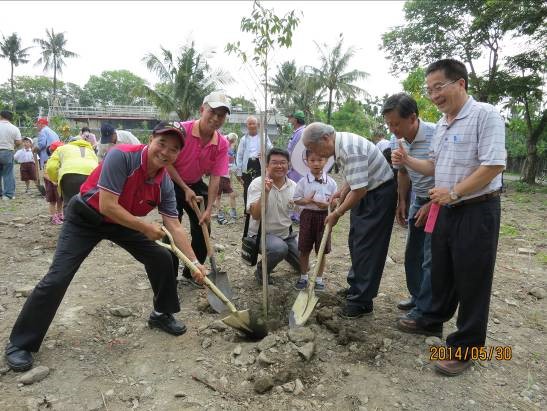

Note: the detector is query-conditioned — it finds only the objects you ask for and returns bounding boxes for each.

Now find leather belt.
[448,189,501,208]
[415,196,431,202]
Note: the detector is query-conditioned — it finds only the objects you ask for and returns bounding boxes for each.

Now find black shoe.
[397,298,416,311]
[337,304,373,319]
[148,313,187,336]
[255,269,273,285]
[396,318,442,338]
[5,342,33,372]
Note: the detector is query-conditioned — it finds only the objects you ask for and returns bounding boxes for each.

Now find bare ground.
[0,168,545,410]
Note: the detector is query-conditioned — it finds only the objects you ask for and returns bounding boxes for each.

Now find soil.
[0,169,545,410]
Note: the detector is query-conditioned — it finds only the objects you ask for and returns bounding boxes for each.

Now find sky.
[0,0,408,110]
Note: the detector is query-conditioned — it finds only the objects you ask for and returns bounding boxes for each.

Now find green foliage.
[508,180,547,195]
[400,67,442,123]
[0,32,31,111]
[231,96,256,112]
[499,224,519,237]
[83,70,149,106]
[330,99,379,138]
[137,42,231,120]
[311,33,369,123]
[34,28,78,98]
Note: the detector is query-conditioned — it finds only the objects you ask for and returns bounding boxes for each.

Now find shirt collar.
[440,96,474,126]
[306,171,327,184]
[140,145,166,184]
[192,120,219,146]
[413,119,427,143]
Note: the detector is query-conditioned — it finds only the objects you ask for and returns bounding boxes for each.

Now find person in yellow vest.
[46,138,99,212]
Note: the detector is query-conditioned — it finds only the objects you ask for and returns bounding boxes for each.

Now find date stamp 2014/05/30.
[429,346,512,361]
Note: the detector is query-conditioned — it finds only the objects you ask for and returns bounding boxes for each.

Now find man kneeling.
[5,122,206,372]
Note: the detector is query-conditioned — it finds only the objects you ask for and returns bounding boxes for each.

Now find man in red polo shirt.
[167,91,231,285]
[5,122,206,372]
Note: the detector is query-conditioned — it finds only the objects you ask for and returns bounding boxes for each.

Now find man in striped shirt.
[382,93,436,321]
[392,59,506,376]
[303,122,396,318]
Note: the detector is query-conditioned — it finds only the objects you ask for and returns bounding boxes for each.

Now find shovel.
[156,227,267,339]
[289,206,334,328]
[191,196,233,313]
[33,153,46,196]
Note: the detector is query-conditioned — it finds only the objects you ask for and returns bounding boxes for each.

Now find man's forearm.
[100,200,150,234]
[397,169,411,202]
[404,156,435,176]
[167,165,190,191]
[207,176,221,212]
[338,187,367,215]
[453,165,504,196]
[163,217,198,261]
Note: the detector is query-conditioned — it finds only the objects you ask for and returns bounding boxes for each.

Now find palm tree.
[311,34,369,123]
[0,33,31,111]
[33,28,78,100]
[270,60,299,112]
[137,42,232,120]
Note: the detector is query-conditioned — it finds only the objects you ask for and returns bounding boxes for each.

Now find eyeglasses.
[424,79,460,97]
[269,160,289,166]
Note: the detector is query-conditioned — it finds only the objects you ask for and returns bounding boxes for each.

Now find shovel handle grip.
[157,227,237,313]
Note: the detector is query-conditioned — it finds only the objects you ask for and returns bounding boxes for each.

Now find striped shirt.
[430,97,506,200]
[389,120,436,197]
[334,132,394,191]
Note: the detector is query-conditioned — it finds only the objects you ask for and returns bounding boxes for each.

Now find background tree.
[230,95,256,112]
[270,60,298,112]
[0,33,31,111]
[137,42,231,120]
[33,28,78,100]
[311,33,368,124]
[83,70,149,106]
[381,0,547,182]
[401,67,442,123]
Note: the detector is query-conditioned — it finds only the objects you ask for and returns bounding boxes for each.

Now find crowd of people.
[2,58,506,378]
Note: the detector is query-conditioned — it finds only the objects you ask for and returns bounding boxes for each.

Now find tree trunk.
[521,105,547,184]
[327,88,333,124]
[10,63,15,112]
[53,58,57,99]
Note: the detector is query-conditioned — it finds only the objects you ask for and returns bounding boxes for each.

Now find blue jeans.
[0,150,16,198]
[404,196,432,319]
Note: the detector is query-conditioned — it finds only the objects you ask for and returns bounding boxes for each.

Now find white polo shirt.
[0,120,22,150]
[430,96,506,200]
[247,176,296,238]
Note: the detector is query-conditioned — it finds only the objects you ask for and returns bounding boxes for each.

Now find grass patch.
[506,180,547,194]
[536,252,547,265]
[500,223,519,237]
[512,194,531,203]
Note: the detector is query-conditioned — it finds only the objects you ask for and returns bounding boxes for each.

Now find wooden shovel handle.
[157,226,237,313]
[191,196,214,257]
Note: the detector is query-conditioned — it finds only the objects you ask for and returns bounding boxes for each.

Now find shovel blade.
[206,270,233,314]
[213,271,233,300]
[221,310,252,333]
[289,290,319,328]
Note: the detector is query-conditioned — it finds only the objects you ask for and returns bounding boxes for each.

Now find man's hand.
[144,223,164,241]
[396,200,408,227]
[198,208,211,225]
[314,200,329,210]
[392,140,407,166]
[264,177,273,193]
[429,187,452,205]
[184,187,196,204]
[192,263,207,285]
[414,202,431,227]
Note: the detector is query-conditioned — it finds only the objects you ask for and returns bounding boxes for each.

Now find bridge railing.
[51,105,160,118]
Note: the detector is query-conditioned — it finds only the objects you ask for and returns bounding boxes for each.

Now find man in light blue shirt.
[383,93,435,324]
[34,118,60,168]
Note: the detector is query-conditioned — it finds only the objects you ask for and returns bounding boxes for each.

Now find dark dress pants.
[418,197,501,354]
[173,181,209,276]
[9,196,180,352]
[346,179,396,308]
[242,158,261,213]
[60,173,88,213]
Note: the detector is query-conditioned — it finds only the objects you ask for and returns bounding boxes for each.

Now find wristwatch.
[449,190,461,201]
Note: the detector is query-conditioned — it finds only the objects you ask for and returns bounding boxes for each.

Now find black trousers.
[242,158,261,212]
[418,197,501,353]
[9,196,180,352]
[346,179,396,307]
[60,173,88,213]
[173,181,209,275]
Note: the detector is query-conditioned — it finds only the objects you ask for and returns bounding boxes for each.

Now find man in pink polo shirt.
[167,91,231,285]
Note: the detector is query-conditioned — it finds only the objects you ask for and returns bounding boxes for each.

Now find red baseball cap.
[36,118,49,126]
